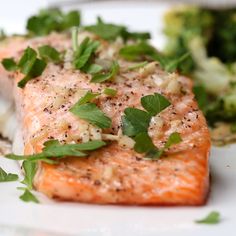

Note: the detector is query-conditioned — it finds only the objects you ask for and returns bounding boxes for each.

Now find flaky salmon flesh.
[0,32,210,205]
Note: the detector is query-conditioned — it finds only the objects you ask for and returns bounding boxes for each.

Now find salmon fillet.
[0,33,211,205]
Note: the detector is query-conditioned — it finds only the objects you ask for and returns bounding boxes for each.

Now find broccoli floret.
[163,6,214,74]
[207,9,236,63]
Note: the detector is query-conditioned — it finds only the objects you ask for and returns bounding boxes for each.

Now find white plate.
[0,1,236,235]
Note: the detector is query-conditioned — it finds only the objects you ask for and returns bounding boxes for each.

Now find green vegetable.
[141,93,171,116]
[91,61,119,83]
[21,161,37,190]
[70,103,111,129]
[76,91,100,105]
[38,45,61,63]
[0,167,18,182]
[19,189,39,203]
[122,108,151,137]
[5,140,106,163]
[103,88,117,96]
[1,58,18,71]
[26,8,80,36]
[85,17,150,41]
[195,211,220,224]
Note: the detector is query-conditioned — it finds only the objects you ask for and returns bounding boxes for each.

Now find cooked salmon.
[0,32,210,205]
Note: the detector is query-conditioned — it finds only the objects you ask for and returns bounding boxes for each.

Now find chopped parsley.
[1,58,18,71]
[72,31,100,73]
[38,45,61,63]
[91,61,119,83]
[103,88,117,96]
[195,211,221,224]
[127,61,148,71]
[122,93,182,159]
[21,161,37,190]
[119,42,189,72]
[19,189,39,203]
[76,91,100,105]
[1,47,47,88]
[70,103,111,129]
[26,8,80,36]
[141,93,171,116]
[0,167,18,182]
[5,140,106,163]
[84,17,150,41]
[122,108,151,137]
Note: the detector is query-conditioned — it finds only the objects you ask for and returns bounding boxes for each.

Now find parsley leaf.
[141,93,171,116]
[19,189,39,203]
[5,140,106,162]
[91,61,119,83]
[145,132,182,160]
[134,132,156,153]
[119,42,157,61]
[164,132,182,149]
[21,161,37,190]
[0,167,18,182]
[70,103,112,129]
[119,42,189,72]
[195,211,221,224]
[10,47,47,88]
[77,91,100,105]
[72,35,100,72]
[103,88,117,96]
[1,58,18,71]
[18,47,37,74]
[26,8,80,36]
[122,108,151,137]
[38,45,61,63]
[85,17,150,41]
[127,61,148,71]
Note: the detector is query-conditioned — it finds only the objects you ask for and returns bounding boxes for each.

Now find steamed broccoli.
[163,7,236,130]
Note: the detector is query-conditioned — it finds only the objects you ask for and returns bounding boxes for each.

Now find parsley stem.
[72,27,79,52]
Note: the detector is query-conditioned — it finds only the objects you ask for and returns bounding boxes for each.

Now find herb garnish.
[1,58,18,71]
[1,47,47,88]
[127,61,148,71]
[26,8,80,36]
[122,108,151,137]
[6,140,106,163]
[72,29,101,74]
[19,189,39,203]
[103,88,117,96]
[122,93,181,159]
[195,211,221,224]
[91,61,119,83]
[38,45,61,63]
[0,167,18,182]
[70,103,111,129]
[119,42,189,72]
[21,161,37,190]
[85,17,150,41]
[141,93,171,116]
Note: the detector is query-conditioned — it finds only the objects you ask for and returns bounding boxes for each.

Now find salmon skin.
[0,33,211,205]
